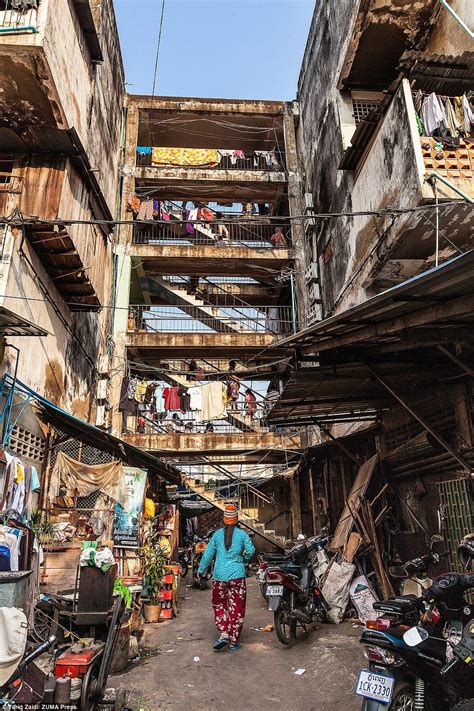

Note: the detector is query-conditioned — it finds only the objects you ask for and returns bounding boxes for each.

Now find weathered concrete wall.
[0,0,124,210]
[425,0,473,56]
[296,0,470,315]
[0,228,101,416]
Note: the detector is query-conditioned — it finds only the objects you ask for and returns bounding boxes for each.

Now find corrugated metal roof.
[0,127,76,154]
[0,307,49,337]
[273,250,474,353]
[399,51,474,96]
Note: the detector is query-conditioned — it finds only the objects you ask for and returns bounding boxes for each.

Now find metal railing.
[136,149,286,172]
[0,174,22,194]
[123,410,270,436]
[129,304,293,335]
[132,220,292,250]
[0,1,37,32]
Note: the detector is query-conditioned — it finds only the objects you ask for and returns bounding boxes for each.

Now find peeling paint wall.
[296,0,473,315]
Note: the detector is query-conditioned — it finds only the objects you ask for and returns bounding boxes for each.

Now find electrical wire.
[151,0,166,97]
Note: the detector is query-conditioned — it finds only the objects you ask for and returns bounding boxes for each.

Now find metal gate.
[437,478,473,571]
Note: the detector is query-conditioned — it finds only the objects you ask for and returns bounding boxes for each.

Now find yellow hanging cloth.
[152,147,219,167]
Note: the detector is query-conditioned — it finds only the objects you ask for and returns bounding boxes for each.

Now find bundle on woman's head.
[223,503,238,525]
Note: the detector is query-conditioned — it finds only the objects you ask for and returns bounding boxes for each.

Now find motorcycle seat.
[373,597,418,615]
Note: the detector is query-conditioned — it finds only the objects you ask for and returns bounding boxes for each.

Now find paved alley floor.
[113,577,365,711]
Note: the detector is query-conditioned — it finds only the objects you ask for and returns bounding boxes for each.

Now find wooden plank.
[329,454,378,550]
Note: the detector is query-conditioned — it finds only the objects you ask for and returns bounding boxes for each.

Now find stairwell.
[182,473,288,550]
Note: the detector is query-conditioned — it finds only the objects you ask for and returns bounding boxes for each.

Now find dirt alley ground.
[113,577,365,711]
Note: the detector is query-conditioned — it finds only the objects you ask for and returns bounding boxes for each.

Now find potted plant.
[142,538,167,623]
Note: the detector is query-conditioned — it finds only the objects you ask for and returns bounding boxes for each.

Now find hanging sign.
[112,467,147,547]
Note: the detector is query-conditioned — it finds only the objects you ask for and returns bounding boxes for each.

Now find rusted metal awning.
[273,251,474,355]
[0,306,49,337]
[267,362,420,426]
[2,377,181,484]
[399,51,474,96]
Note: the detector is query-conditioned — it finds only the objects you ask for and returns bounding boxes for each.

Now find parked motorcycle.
[257,533,330,602]
[356,570,474,709]
[389,535,444,597]
[265,533,330,645]
[179,538,192,578]
[191,531,214,589]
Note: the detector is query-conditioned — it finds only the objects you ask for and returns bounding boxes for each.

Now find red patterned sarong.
[211,578,247,645]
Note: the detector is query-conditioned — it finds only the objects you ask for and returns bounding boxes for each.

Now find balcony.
[339,78,474,289]
[128,305,293,336]
[0,2,37,33]
[122,430,304,464]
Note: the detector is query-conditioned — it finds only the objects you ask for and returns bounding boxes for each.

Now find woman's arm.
[242,533,256,563]
[198,534,217,574]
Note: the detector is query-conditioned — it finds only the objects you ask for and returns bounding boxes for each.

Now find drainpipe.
[0,26,36,34]
[439,0,474,39]
[426,172,474,204]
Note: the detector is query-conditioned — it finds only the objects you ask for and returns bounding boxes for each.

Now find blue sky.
[114,0,315,99]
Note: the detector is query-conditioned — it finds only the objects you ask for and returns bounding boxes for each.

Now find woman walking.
[198,503,255,652]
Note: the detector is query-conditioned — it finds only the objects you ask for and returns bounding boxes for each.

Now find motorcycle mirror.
[403,626,429,647]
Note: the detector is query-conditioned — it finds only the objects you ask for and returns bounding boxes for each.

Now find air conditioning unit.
[304,262,319,283]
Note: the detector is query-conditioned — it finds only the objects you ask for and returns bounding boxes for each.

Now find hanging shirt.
[188,386,203,411]
[134,381,148,404]
[462,94,473,135]
[154,385,165,414]
[163,387,181,411]
[10,460,25,517]
[420,93,448,136]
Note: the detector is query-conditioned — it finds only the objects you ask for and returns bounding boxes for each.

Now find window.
[352,98,381,125]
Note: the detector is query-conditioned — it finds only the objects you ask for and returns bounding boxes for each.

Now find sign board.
[112,467,147,547]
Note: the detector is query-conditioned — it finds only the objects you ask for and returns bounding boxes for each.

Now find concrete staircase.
[183,474,287,550]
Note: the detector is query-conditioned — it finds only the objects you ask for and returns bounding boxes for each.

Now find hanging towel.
[154,385,165,414]
[445,98,462,138]
[420,93,448,136]
[152,147,219,167]
[196,381,226,422]
[136,146,152,156]
[49,452,128,507]
[462,94,473,135]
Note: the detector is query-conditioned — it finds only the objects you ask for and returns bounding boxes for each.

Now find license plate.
[266,585,283,596]
[356,670,394,704]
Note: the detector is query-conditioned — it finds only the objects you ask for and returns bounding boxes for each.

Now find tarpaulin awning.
[2,377,182,485]
[272,251,474,356]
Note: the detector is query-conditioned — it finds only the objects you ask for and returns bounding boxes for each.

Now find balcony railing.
[0,1,37,32]
[132,221,291,250]
[136,147,286,172]
[129,304,293,335]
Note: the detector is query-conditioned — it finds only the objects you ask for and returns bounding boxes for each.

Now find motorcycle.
[179,538,192,578]
[191,531,214,589]
[257,532,330,602]
[356,570,474,710]
[389,535,444,597]
[265,533,330,645]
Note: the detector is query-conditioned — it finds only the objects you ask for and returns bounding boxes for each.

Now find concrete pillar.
[289,471,303,538]
[283,103,309,328]
[109,102,139,436]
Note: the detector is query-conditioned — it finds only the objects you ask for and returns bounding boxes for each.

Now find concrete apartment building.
[109,95,309,545]
[0,0,124,417]
[268,0,473,563]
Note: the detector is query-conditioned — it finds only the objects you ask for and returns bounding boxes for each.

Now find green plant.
[114,578,133,609]
[29,509,55,546]
[142,539,167,605]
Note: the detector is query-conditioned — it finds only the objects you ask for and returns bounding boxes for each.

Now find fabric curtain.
[49,452,127,507]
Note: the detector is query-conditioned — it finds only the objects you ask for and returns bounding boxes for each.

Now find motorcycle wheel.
[259,583,268,601]
[180,559,189,578]
[388,683,415,711]
[274,607,297,645]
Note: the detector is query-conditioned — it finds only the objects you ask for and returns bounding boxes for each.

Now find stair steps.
[183,474,287,549]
